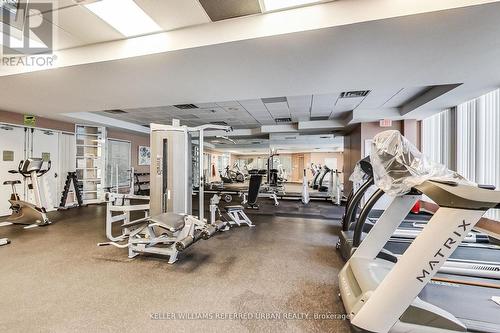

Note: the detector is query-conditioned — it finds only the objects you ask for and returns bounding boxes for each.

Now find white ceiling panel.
[384,87,429,108]
[287,95,312,109]
[49,5,123,45]
[195,102,218,108]
[51,21,84,50]
[311,93,338,109]
[136,0,210,32]
[334,96,364,113]
[216,101,240,107]
[264,102,288,111]
[357,88,402,109]
[238,99,266,109]
[311,93,337,117]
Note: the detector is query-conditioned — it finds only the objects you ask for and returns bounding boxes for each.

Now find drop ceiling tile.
[384,87,428,108]
[195,102,218,108]
[51,21,85,50]
[334,96,364,113]
[238,99,262,105]
[311,93,338,109]
[356,88,400,109]
[287,95,312,108]
[216,101,240,107]
[264,102,288,111]
[136,0,210,31]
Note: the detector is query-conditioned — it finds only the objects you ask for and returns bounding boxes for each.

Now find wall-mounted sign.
[379,119,392,127]
[3,151,14,161]
[23,114,36,127]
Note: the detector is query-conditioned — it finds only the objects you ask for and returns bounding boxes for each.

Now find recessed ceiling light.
[84,0,161,37]
[260,0,328,12]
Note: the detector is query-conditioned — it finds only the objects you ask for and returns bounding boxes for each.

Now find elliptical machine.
[2,158,52,227]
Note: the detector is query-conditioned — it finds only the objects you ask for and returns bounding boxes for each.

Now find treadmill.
[338,158,492,261]
[340,132,500,333]
[341,179,500,333]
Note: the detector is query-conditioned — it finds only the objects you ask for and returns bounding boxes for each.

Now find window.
[421,109,453,168]
[422,88,500,219]
[456,89,500,185]
[106,139,131,189]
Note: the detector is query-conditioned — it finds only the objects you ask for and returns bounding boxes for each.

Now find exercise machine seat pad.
[225,205,244,212]
[149,213,186,232]
[3,180,21,185]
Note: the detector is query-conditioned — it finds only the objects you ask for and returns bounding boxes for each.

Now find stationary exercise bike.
[2,158,52,227]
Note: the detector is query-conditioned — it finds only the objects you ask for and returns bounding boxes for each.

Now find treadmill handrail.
[352,188,385,247]
[342,176,374,231]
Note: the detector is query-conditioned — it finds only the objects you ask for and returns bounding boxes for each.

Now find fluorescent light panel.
[260,0,326,12]
[85,0,161,37]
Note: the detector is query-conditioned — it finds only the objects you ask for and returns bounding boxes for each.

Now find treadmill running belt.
[418,276,500,332]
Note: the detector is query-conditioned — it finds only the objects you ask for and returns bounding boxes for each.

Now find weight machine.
[99,120,231,263]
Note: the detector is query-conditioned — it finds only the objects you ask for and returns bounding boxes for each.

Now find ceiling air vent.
[262,97,287,104]
[340,90,370,98]
[104,109,127,114]
[210,121,228,126]
[252,141,261,144]
[173,104,199,110]
[284,136,297,140]
[275,117,292,123]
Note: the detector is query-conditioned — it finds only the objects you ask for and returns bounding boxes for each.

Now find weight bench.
[99,212,219,264]
[224,205,254,227]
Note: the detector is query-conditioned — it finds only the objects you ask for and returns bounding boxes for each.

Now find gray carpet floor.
[0,204,350,333]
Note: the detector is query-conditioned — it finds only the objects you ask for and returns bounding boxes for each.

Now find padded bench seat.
[149,213,186,232]
[3,180,21,185]
[225,205,244,212]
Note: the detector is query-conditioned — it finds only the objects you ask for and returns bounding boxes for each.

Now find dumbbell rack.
[58,172,84,210]
[134,172,150,195]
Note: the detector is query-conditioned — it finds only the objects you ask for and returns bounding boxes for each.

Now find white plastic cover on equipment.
[370,130,473,196]
[349,163,366,185]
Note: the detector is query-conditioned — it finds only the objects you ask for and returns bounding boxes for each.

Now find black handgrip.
[17,160,24,174]
[38,160,52,177]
